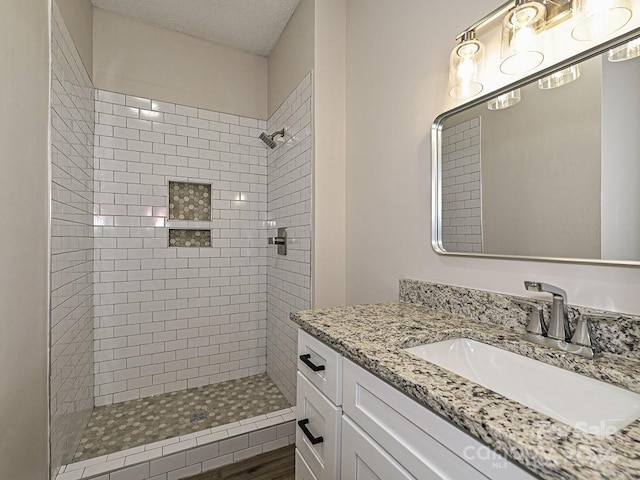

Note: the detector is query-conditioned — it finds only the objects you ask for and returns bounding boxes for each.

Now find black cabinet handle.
[299,354,325,372]
[298,419,324,445]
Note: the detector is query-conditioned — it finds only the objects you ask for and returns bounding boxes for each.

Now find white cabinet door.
[342,415,415,480]
[343,359,534,480]
[296,449,319,480]
[296,372,341,480]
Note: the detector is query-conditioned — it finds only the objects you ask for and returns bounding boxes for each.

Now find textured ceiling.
[92,0,302,56]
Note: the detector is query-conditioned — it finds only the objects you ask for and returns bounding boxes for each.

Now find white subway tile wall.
[93,91,269,406]
[266,73,313,403]
[441,117,483,253]
[51,3,96,475]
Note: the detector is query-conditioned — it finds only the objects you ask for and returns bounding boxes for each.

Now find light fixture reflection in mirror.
[449,30,484,99]
[500,0,546,75]
[572,0,633,41]
[487,89,522,110]
[608,37,640,61]
[538,65,581,89]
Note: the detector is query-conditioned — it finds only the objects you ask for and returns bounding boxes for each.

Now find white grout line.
[105,445,145,461]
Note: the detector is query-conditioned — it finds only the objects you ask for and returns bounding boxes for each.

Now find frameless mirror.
[432,32,640,264]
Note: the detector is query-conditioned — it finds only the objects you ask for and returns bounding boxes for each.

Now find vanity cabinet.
[296,372,341,480]
[296,330,344,480]
[341,416,414,480]
[296,330,536,480]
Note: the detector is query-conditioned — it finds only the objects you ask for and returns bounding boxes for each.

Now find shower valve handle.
[267,227,287,255]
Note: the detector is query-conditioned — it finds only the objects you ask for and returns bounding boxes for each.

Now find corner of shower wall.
[50,2,95,477]
[266,71,314,405]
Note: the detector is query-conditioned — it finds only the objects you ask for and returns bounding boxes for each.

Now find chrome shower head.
[259,132,277,149]
[258,128,286,149]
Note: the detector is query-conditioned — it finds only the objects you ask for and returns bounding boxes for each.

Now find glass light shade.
[608,38,640,61]
[538,65,581,89]
[487,89,522,110]
[572,0,632,41]
[500,1,547,75]
[449,33,484,99]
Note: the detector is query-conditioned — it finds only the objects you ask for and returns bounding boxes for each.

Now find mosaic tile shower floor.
[73,374,290,462]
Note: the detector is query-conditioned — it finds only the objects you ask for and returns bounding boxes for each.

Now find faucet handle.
[570,314,594,347]
[512,299,546,336]
[571,313,617,347]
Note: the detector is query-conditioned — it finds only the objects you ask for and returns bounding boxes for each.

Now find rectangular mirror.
[432,31,640,264]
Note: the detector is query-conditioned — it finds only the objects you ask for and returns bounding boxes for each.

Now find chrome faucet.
[524,281,569,341]
[519,281,598,359]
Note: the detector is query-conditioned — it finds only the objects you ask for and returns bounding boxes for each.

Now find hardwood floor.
[186,445,295,480]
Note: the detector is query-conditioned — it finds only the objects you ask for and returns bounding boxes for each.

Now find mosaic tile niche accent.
[169,229,212,247]
[168,181,212,221]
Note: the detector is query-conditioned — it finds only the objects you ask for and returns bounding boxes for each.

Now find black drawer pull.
[299,354,325,372]
[298,419,324,445]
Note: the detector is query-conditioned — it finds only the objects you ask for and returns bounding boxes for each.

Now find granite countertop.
[291,302,640,480]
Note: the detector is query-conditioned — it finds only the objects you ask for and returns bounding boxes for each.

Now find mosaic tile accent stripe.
[168,182,212,221]
[73,373,290,462]
[50,3,95,475]
[169,229,212,247]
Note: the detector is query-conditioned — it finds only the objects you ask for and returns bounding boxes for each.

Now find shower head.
[259,128,286,149]
[259,132,277,149]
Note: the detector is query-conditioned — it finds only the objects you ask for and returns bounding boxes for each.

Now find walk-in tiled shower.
[50,4,312,479]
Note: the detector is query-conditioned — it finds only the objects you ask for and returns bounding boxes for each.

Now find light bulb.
[449,32,484,99]
[512,25,535,52]
[457,57,477,83]
[608,38,640,62]
[500,1,546,75]
[538,65,581,89]
[487,89,522,110]
[572,0,632,41]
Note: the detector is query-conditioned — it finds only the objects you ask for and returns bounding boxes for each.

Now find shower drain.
[190,411,209,423]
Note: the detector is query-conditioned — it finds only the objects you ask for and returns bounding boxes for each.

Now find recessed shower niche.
[168,181,211,221]
[168,181,212,247]
[168,228,212,247]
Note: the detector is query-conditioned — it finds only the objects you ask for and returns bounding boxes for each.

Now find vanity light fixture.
[572,0,633,41]
[449,30,485,99]
[447,0,574,96]
[538,64,581,89]
[500,0,547,75]
[608,36,640,61]
[487,88,522,110]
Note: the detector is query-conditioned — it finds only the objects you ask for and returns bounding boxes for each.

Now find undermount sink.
[404,338,640,436]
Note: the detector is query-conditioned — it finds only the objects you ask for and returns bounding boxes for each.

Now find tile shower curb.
[56,407,296,480]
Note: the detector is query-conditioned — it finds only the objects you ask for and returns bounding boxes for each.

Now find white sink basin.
[404,338,640,436]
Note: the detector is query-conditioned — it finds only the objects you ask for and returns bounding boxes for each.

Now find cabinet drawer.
[296,372,341,480]
[343,359,535,480]
[342,415,415,480]
[298,330,342,405]
[296,449,319,480]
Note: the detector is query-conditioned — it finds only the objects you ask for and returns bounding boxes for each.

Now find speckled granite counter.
[291,302,640,480]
